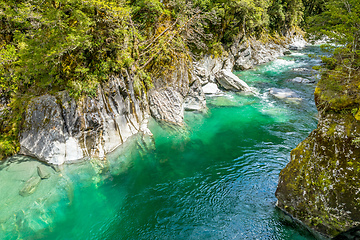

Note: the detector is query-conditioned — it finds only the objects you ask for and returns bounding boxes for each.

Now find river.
[0,46,324,239]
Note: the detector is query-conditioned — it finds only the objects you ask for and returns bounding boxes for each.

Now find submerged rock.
[37,165,53,179]
[0,153,123,238]
[215,69,251,92]
[269,88,301,100]
[19,176,41,197]
[289,77,315,84]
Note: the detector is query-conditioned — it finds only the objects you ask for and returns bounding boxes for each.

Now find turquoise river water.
[0,46,325,239]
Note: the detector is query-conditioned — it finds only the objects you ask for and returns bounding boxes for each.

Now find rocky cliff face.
[20,75,149,165]
[19,63,207,164]
[275,73,360,238]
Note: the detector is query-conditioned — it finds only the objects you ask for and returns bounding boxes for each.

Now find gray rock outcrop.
[193,31,306,92]
[232,37,288,71]
[184,80,207,111]
[194,55,226,85]
[20,76,149,165]
[276,69,360,238]
[215,69,251,92]
[149,87,184,125]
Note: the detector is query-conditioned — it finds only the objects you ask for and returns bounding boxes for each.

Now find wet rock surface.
[202,82,221,95]
[0,134,152,239]
[0,156,65,237]
[37,165,52,179]
[19,176,42,197]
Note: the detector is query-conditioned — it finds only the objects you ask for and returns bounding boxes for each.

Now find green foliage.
[1,0,307,99]
[0,0,136,159]
[307,0,360,79]
[0,0,308,159]
[302,0,326,22]
[1,0,135,97]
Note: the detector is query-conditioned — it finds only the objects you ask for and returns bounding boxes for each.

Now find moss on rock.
[276,72,360,238]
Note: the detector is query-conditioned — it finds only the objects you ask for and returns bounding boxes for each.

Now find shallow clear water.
[0,47,325,239]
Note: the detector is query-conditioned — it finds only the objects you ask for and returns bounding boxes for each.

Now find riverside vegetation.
[0,0,305,158]
[1,0,360,238]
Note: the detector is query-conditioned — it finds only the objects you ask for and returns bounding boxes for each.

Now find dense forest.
[0,0,359,158]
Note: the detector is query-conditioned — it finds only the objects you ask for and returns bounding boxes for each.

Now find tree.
[308,0,360,81]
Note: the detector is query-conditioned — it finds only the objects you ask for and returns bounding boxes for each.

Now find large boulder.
[193,54,231,86]
[276,75,360,238]
[19,94,79,165]
[276,112,360,237]
[202,83,221,95]
[215,69,251,92]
